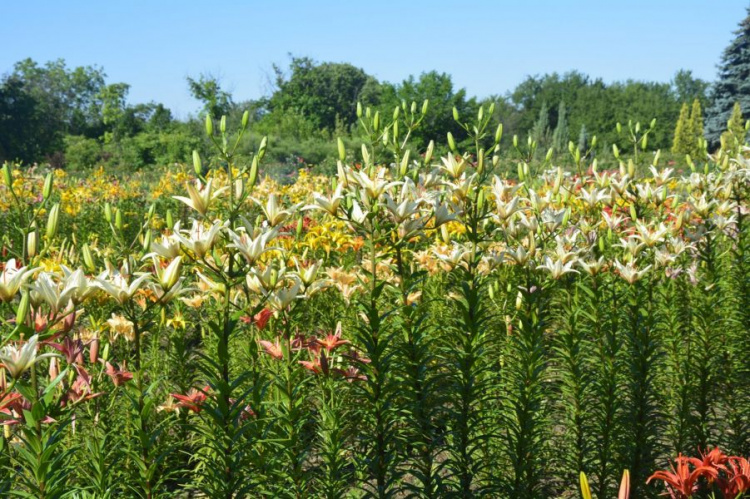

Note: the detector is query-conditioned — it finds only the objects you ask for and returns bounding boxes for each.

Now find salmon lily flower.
[171,386,209,413]
[314,322,350,352]
[259,338,284,361]
[647,454,719,499]
[102,360,133,386]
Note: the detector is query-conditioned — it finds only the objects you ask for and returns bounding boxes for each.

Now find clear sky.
[3,0,748,118]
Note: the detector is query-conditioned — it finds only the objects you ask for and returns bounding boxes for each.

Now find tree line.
[2,8,750,170]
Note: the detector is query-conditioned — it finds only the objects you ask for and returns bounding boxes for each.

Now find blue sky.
[3,0,747,118]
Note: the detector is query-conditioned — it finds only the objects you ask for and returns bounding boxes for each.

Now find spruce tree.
[706,8,750,145]
[672,102,692,155]
[552,101,569,153]
[689,98,705,158]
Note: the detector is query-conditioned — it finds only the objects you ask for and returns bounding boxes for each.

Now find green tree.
[720,102,746,150]
[552,101,569,153]
[379,71,477,146]
[531,101,550,149]
[672,69,709,105]
[707,8,750,145]
[187,73,234,118]
[671,102,692,155]
[689,98,705,158]
[0,75,43,163]
[269,57,379,132]
[98,83,130,142]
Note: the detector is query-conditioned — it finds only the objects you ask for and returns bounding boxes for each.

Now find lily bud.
[193,150,202,176]
[513,134,518,148]
[591,135,597,148]
[205,114,213,136]
[517,163,524,182]
[361,144,371,167]
[115,209,123,231]
[373,111,380,132]
[616,122,622,135]
[249,156,259,189]
[477,106,483,122]
[258,136,268,161]
[477,149,484,175]
[568,141,575,155]
[400,150,410,177]
[234,178,244,199]
[242,110,250,129]
[82,243,95,272]
[612,144,620,159]
[296,217,304,239]
[453,107,460,122]
[447,132,456,153]
[421,99,429,115]
[356,102,363,118]
[650,118,657,129]
[166,210,174,230]
[580,472,592,499]
[640,134,648,150]
[392,106,400,121]
[142,229,152,253]
[46,203,60,241]
[629,204,638,221]
[635,121,641,134]
[477,189,485,212]
[104,203,112,223]
[337,138,346,162]
[653,149,661,166]
[440,224,450,244]
[553,167,562,194]
[545,147,553,162]
[43,173,53,200]
[592,159,598,173]
[424,140,434,165]
[495,123,503,144]
[627,159,635,178]
[27,224,38,259]
[16,290,30,325]
[410,100,417,114]
[220,115,227,134]
[2,163,11,188]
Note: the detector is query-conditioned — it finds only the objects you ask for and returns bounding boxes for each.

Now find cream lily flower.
[30,272,73,317]
[152,256,183,291]
[95,271,151,305]
[303,185,344,216]
[0,259,36,302]
[0,335,58,379]
[614,259,652,284]
[267,280,303,311]
[147,227,182,259]
[439,154,468,179]
[537,256,579,279]
[226,227,277,264]
[173,179,227,216]
[175,220,226,258]
[253,194,294,227]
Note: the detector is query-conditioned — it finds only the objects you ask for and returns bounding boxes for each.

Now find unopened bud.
[495,123,503,144]
[421,100,429,115]
[166,210,174,230]
[46,203,60,240]
[104,203,112,223]
[82,243,95,272]
[249,156,259,189]
[400,150,410,177]
[27,228,38,259]
[2,164,11,188]
[545,147,553,162]
[356,102,363,118]
[193,150,202,176]
[115,208,123,231]
[616,122,622,135]
[453,107,460,122]
[220,115,227,134]
[424,140,434,165]
[258,136,268,161]
[16,290,30,325]
[447,132,456,152]
[205,114,213,136]
[242,110,250,129]
[43,173,53,200]
[337,138,346,162]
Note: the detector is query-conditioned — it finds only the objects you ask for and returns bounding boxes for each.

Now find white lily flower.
[173,179,227,216]
[0,335,58,379]
[0,259,36,302]
[303,185,344,216]
[253,194,294,227]
[537,256,579,279]
[267,280,303,311]
[614,259,652,284]
[95,271,151,305]
[439,154,468,179]
[227,227,277,264]
[175,220,226,258]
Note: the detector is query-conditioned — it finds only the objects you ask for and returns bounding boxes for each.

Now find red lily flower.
[171,386,209,413]
[718,456,750,498]
[647,454,719,499]
[102,360,133,386]
[253,309,273,330]
[314,323,350,353]
[63,365,103,406]
[47,336,84,365]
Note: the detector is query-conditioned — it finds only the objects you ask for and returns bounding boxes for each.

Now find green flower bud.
[650,118,657,129]
[421,99,429,115]
[361,144,370,167]
[653,149,661,166]
[373,111,380,132]
[82,243,95,272]
[400,150,410,177]
[104,203,112,223]
[296,217,304,238]
[192,150,202,176]
[337,137,346,162]
[452,107,460,122]
[2,163,11,188]
[494,123,503,144]
[249,156,259,189]
[513,134,518,148]
[115,208,123,231]
[640,134,648,150]
[258,136,268,161]
[424,140,434,165]
[46,203,60,241]
[27,227,38,259]
[616,122,622,135]
[612,144,620,159]
[166,210,174,229]
[205,114,213,136]
[16,290,30,326]
[517,163,524,181]
[545,147,553,162]
[142,229,152,253]
[356,102,363,118]
[43,173,53,200]
[447,132,456,152]
[392,106,400,121]
[242,110,250,129]
[410,101,417,114]
[477,106,484,122]
[220,115,227,134]
[477,148,484,175]
[635,122,641,134]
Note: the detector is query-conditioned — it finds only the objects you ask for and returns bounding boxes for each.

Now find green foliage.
[707,7,750,145]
